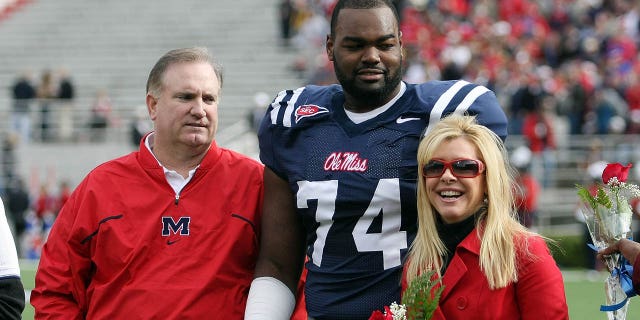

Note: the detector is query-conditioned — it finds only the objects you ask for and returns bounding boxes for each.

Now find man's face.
[146,61,220,150]
[327,7,403,109]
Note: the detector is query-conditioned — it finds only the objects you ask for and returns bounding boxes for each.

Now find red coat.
[405,229,568,320]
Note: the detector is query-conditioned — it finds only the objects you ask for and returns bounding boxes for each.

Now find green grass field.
[563,270,640,320]
[18,261,640,319]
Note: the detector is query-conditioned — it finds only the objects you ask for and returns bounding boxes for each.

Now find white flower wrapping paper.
[581,204,632,320]
[577,162,639,320]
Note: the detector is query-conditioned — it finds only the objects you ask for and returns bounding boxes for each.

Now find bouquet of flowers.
[576,162,640,320]
[369,270,443,320]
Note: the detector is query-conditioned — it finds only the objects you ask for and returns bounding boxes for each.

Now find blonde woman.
[404,115,568,319]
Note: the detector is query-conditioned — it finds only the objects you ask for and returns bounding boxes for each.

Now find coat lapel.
[440,228,481,301]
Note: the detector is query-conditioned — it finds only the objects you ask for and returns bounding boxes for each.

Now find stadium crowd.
[282,0,640,138]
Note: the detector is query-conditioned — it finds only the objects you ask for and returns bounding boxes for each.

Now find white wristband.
[245,277,296,320]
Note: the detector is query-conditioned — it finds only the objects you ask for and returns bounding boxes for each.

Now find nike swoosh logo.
[396,116,421,124]
[167,239,180,245]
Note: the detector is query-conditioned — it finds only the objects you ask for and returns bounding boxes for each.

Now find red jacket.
[522,112,556,153]
[405,229,568,320]
[31,139,265,319]
[514,173,540,213]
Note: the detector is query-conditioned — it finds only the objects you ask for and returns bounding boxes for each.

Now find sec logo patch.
[295,104,328,123]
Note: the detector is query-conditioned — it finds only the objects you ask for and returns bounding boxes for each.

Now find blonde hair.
[406,114,534,289]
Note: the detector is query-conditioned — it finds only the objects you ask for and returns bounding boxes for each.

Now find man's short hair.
[146,47,223,97]
[329,0,399,37]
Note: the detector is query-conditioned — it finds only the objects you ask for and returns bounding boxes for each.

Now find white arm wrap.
[245,277,296,320]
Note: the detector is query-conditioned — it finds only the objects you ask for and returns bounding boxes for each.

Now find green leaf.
[595,187,612,209]
[402,270,444,320]
[576,185,596,209]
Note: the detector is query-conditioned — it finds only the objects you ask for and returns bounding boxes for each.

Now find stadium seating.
[0,0,302,137]
[0,0,300,185]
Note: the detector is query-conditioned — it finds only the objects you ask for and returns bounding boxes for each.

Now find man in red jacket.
[31,47,292,319]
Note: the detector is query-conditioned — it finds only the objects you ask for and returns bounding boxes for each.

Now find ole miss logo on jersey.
[295,104,328,123]
[324,152,369,172]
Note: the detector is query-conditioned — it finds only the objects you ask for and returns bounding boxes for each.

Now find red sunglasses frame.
[422,158,485,178]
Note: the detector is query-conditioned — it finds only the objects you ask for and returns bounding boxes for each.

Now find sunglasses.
[422,158,485,178]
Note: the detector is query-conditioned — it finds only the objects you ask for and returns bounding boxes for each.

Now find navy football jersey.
[258,80,507,319]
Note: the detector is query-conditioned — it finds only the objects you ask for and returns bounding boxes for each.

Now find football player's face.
[147,61,219,149]
[424,137,487,224]
[327,7,403,107]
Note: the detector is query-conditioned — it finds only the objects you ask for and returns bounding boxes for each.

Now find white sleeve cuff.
[245,276,296,320]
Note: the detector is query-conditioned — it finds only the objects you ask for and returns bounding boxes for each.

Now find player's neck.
[343,82,406,113]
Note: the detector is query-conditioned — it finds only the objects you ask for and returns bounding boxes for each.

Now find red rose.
[602,163,633,184]
[369,310,386,320]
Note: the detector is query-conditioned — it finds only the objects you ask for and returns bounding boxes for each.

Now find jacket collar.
[137,132,222,182]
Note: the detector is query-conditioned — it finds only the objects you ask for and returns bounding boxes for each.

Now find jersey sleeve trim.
[427,80,471,131]
[452,85,490,115]
[424,80,493,137]
[269,87,306,128]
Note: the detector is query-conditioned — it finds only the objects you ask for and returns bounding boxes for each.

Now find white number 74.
[297,178,407,270]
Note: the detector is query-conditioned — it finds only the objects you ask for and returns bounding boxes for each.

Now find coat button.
[456,296,468,310]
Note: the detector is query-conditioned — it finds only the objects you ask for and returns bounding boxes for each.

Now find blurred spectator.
[56,180,72,213]
[56,68,75,142]
[129,104,152,147]
[522,94,557,187]
[305,52,336,85]
[22,210,44,260]
[403,45,429,84]
[289,3,330,80]
[625,73,640,133]
[590,76,628,134]
[509,71,544,134]
[4,177,30,256]
[10,70,36,144]
[36,70,56,142]
[582,138,605,173]
[278,0,295,46]
[511,145,540,229]
[89,89,114,142]
[248,92,271,134]
[0,133,18,190]
[56,69,74,100]
[439,29,471,79]
[34,184,56,234]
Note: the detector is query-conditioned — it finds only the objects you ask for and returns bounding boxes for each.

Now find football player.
[245,0,508,318]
